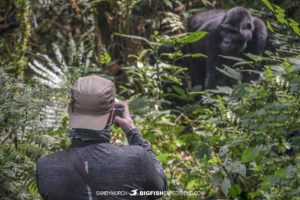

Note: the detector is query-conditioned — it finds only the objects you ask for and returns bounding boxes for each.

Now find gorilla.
[159,7,268,90]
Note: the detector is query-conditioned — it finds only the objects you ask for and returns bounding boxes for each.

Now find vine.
[14,0,32,77]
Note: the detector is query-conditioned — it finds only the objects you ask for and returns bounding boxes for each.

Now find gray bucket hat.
[68,75,116,130]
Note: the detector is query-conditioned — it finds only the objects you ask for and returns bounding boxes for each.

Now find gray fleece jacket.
[36,129,167,200]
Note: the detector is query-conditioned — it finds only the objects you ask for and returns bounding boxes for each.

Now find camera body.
[113,104,124,122]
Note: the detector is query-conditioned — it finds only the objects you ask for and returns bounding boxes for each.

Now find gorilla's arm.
[205,32,221,89]
[188,10,225,89]
[185,39,207,87]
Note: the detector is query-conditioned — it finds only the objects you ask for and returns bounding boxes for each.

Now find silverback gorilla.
[160,7,268,89]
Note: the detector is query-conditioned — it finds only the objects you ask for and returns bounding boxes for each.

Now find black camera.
[113,104,124,122]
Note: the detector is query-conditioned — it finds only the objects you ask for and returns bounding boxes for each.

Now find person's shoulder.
[114,143,144,151]
[37,150,66,167]
[101,143,145,157]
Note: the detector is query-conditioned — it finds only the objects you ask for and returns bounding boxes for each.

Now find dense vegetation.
[0,0,300,199]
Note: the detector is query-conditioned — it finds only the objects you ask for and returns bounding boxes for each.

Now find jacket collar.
[68,128,110,147]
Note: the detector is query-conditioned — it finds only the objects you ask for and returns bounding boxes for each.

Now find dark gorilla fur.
[160,7,268,90]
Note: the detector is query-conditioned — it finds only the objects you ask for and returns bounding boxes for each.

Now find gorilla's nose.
[223,38,231,46]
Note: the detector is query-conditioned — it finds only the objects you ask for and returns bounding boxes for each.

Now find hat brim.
[69,111,110,131]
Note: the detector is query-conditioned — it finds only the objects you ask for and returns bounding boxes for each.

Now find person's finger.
[114,116,125,124]
[115,100,127,107]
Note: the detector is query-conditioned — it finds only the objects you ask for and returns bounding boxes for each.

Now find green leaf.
[163,0,173,8]
[216,66,242,81]
[211,172,223,188]
[100,52,112,65]
[241,146,264,163]
[229,184,241,198]
[191,53,207,58]
[291,187,300,196]
[67,37,76,65]
[219,145,229,156]
[171,86,185,95]
[166,32,208,46]
[289,57,300,65]
[221,178,231,197]
[157,153,169,163]
[195,143,212,160]
[177,32,208,44]
[224,160,247,177]
[262,0,274,11]
[266,20,275,32]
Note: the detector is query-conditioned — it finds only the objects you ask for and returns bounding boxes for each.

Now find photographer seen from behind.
[36,75,167,200]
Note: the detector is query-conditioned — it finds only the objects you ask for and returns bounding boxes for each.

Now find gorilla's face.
[219,7,254,55]
[219,27,247,55]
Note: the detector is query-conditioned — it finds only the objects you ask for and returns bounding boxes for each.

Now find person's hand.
[114,102,136,134]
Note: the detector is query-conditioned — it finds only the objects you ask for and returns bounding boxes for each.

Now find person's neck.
[68,128,111,147]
